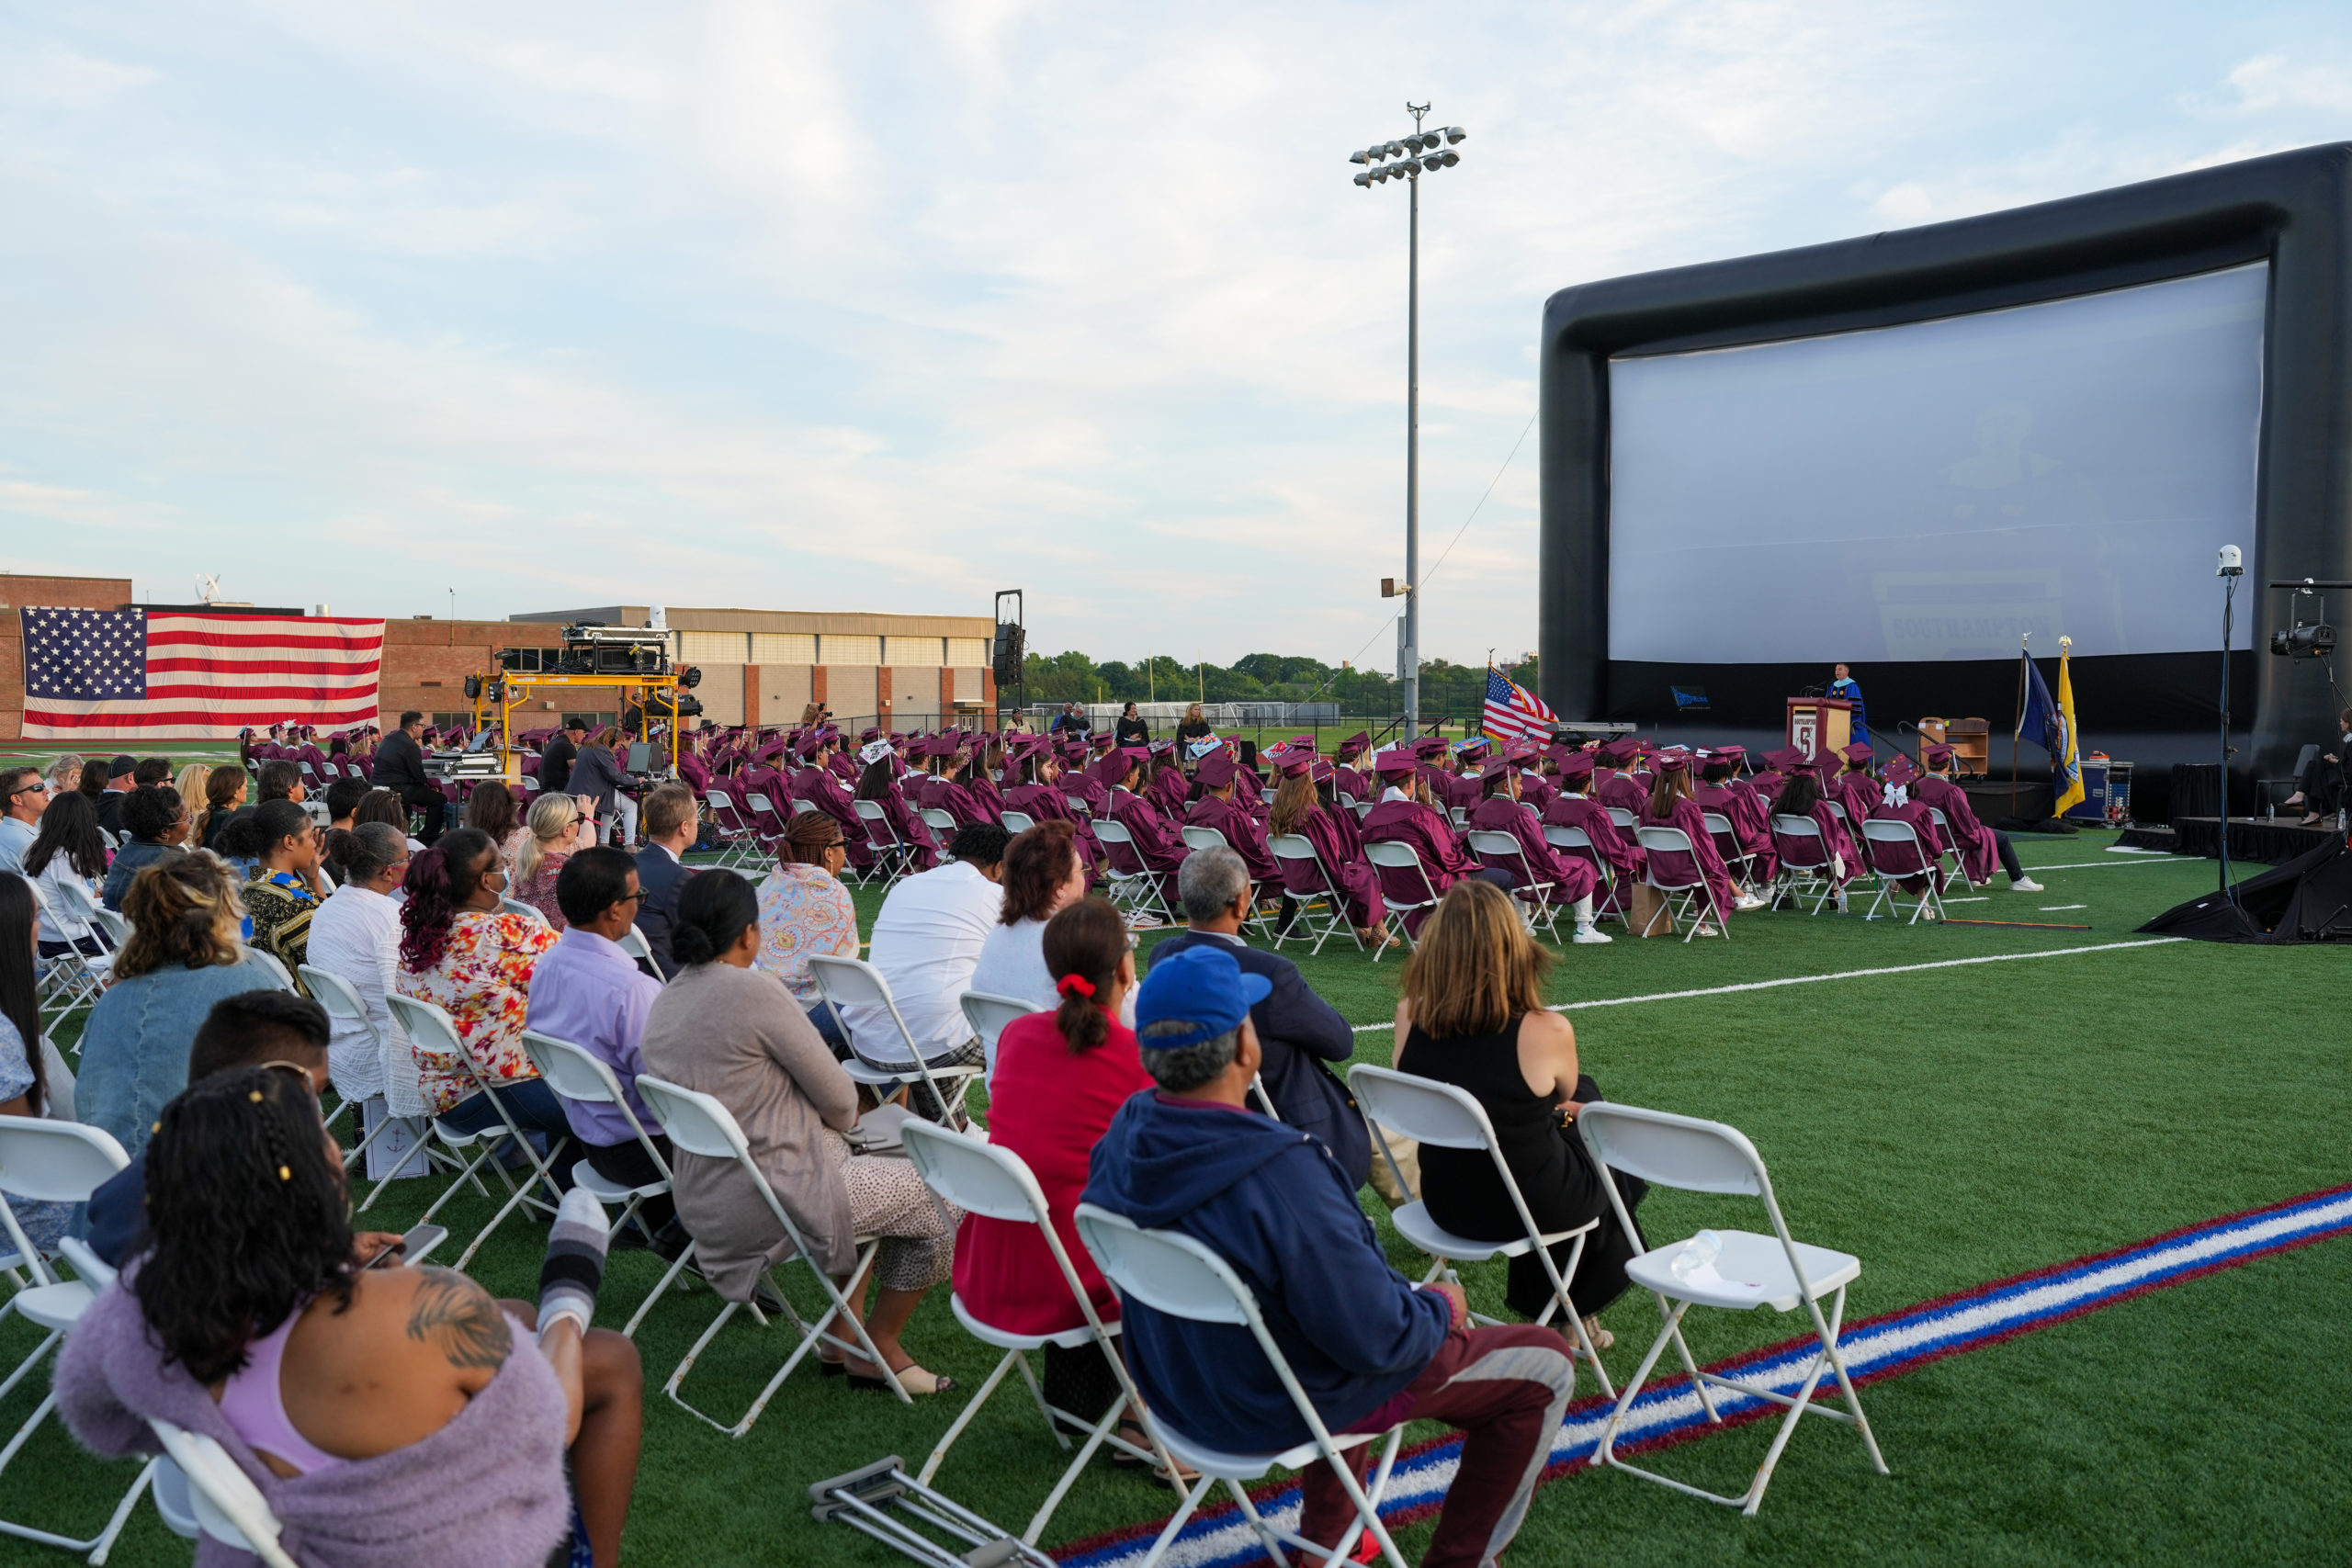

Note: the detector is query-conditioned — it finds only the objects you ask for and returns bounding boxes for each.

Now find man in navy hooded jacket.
[1083,946,1579,1568]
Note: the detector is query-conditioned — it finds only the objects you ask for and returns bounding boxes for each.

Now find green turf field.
[3,829,2344,1566]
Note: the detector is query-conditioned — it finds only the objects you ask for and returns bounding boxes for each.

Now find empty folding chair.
[1360,840,1440,957]
[901,1123,1177,1544]
[1266,835,1363,956]
[635,1074,907,1429]
[1632,826,1731,942]
[1348,1066,1611,1388]
[807,955,979,1126]
[518,1032,696,1337]
[1768,814,1840,914]
[384,995,569,1269]
[1857,819,1946,925]
[1576,1103,1887,1517]
[959,991,1041,1084]
[0,1122,149,1559]
[1001,810,1038,835]
[1464,829,1563,941]
[1072,1205,1410,1568]
[144,1419,300,1568]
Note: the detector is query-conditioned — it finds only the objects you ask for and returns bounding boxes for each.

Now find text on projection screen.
[1604,262,2266,663]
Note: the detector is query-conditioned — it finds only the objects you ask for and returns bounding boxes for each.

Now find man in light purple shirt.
[524,846,679,1247]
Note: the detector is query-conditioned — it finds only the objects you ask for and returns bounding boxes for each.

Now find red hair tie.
[1056,974,1097,1000]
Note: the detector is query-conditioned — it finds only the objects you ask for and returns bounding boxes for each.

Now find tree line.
[1016,649,1539,720]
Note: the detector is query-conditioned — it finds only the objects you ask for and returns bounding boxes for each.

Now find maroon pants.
[1301,1324,1577,1568]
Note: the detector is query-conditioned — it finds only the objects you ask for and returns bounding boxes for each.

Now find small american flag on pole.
[1482,666,1556,742]
[19,608,386,741]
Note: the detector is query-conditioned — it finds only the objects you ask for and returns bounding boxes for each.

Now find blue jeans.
[437,1078,576,1190]
[807,1002,848,1055]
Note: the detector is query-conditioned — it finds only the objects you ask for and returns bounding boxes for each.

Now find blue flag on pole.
[2016,651,2082,808]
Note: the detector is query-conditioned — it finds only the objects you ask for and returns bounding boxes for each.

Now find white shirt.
[305,881,408,1100]
[0,818,36,877]
[28,856,101,946]
[968,916,1137,1080]
[841,859,1002,1066]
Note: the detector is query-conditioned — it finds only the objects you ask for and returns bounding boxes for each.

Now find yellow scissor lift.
[469,671,687,783]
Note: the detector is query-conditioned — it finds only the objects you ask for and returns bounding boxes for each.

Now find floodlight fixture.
[1354,169,1373,186]
[1349,149,1371,164]
[1444,126,1465,143]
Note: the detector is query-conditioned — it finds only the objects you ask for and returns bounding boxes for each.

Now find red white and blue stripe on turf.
[1053,1182,2352,1567]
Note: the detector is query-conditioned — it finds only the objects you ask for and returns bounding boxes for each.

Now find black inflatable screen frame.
[1539,141,2352,783]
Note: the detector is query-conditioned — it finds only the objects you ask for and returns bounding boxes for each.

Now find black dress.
[1114,716,1151,747]
[1398,1016,1645,1320]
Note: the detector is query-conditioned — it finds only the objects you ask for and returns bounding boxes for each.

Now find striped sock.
[538,1188,609,1339]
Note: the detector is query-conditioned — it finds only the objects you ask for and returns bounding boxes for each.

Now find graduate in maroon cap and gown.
[1766,767,1859,905]
[1147,746,1191,819]
[1361,751,1512,933]
[927,744,1003,829]
[1543,752,1644,912]
[1593,741,1647,815]
[853,744,939,872]
[1264,753,1391,944]
[1002,742,1097,870]
[1914,744,2040,889]
[1637,755,1749,931]
[1832,744,1882,833]
[1466,770,1611,942]
[1863,754,1949,898]
[793,734,876,872]
[1102,750,1187,898]
[1693,755,1775,889]
[1330,734,1373,803]
[1513,745,1557,816]
[1185,750,1279,886]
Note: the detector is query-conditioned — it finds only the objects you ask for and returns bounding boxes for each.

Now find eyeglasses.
[614,889,648,905]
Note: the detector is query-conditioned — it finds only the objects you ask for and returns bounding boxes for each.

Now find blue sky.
[3,3,2348,668]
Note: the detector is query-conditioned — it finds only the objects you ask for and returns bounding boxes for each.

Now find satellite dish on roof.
[196,573,223,604]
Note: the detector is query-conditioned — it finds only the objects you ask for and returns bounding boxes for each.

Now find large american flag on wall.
[19,608,386,740]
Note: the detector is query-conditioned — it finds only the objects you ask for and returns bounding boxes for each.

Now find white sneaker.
[1691,923,1723,938]
[1733,893,1767,912]
[2009,877,2044,893]
[1571,924,1612,944]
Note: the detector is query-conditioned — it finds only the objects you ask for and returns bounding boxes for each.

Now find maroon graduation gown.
[1148,766,1191,819]
[1694,783,1776,884]
[1003,781,1101,872]
[1106,787,1187,891]
[1185,795,1276,883]
[793,764,876,870]
[1544,795,1645,882]
[1360,798,1481,915]
[1638,796,1739,919]
[1596,773,1647,814]
[1912,775,1998,884]
[1864,797,1948,893]
[862,788,940,871]
[1468,796,1598,907]
[1272,803,1385,928]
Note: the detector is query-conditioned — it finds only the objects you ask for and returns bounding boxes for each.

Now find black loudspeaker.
[993,624,1025,682]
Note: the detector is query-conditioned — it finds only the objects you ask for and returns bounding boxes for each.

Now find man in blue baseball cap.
[1082,946,1577,1568]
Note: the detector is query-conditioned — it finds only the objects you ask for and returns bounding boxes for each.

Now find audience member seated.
[356,784,425,853]
[640,870,962,1393]
[310,823,413,1139]
[22,788,111,959]
[394,829,573,1158]
[517,791,596,931]
[1147,847,1370,1190]
[93,753,137,838]
[102,785,187,911]
[371,709,447,845]
[541,720,584,802]
[467,780,527,876]
[632,784,698,978]
[1395,879,1645,1347]
[969,822,1131,1079]
[835,823,1008,1077]
[566,727,639,848]
[256,757,306,805]
[0,767,46,875]
[755,810,861,1050]
[323,775,370,838]
[76,851,283,1166]
[59,1064,645,1568]
[953,896,1155,1446]
[0,876,73,1254]
[171,763,212,848]
[199,764,249,853]
[228,797,331,987]
[525,847,682,1249]
[1083,944,1577,1568]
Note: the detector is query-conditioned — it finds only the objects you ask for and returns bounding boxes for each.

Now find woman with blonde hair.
[515,791,594,930]
[1392,878,1645,1348]
[74,850,282,1164]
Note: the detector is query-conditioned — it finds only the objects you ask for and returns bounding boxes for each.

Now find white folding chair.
[1348,1066,1612,1389]
[1178,824,1227,856]
[1768,814,1840,914]
[143,1419,300,1568]
[1632,826,1730,942]
[1072,1205,1410,1568]
[918,807,959,856]
[355,973,472,1213]
[958,991,1040,1084]
[1923,807,1978,892]
[1857,819,1946,925]
[0,1122,150,1559]
[297,965,408,1175]
[901,1123,1178,1543]
[518,1032,696,1337]
[806,955,978,1126]
[1545,824,1627,927]
[25,884,104,1021]
[742,791,789,852]
[1267,835,1364,956]
[1702,811,1758,890]
[1089,819,1177,926]
[498,896,549,928]
[1464,829,1563,941]
[1360,840,1439,958]
[853,798,918,889]
[385,994,569,1269]
[1577,1103,1887,1516]
[635,1075,907,1428]
[235,945,298,990]
[616,923,660,974]
[1605,806,1637,829]
[1000,810,1037,836]
[789,797,824,818]
[1823,798,1852,834]
[704,789,758,870]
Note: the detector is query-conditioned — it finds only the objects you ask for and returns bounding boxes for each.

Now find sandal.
[1579,1315,1615,1354]
[847,1363,956,1396]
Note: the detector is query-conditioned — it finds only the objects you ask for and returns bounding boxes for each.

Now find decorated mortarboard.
[1882,754,1921,785]
[1194,750,1239,787]
[1308,758,1335,784]
[1186,739,1222,761]
[1656,751,1690,773]
[1372,749,1420,778]
[1335,731,1372,757]
[1454,738,1490,761]
[1505,740,1540,765]
[858,739,894,765]
[1148,738,1176,756]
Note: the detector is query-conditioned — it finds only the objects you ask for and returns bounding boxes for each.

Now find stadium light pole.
[1352,106,1464,740]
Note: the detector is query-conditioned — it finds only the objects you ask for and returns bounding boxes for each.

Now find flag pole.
[2011,633,2027,818]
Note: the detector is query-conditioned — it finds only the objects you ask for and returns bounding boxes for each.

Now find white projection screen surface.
[1605,262,2267,664]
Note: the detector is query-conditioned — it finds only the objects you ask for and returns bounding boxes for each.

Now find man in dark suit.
[1147,844,1370,1190]
[632,784,698,978]
[369,710,445,845]
[540,719,583,799]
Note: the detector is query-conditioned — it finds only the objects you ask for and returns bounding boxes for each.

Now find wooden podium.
[1785,697,1854,763]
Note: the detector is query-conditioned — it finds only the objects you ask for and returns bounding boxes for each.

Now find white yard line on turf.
[1346,937,2188,1032]
[2012,857,2180,870]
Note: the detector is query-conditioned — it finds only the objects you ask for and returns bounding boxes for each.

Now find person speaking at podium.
[1827,662,1870,750]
